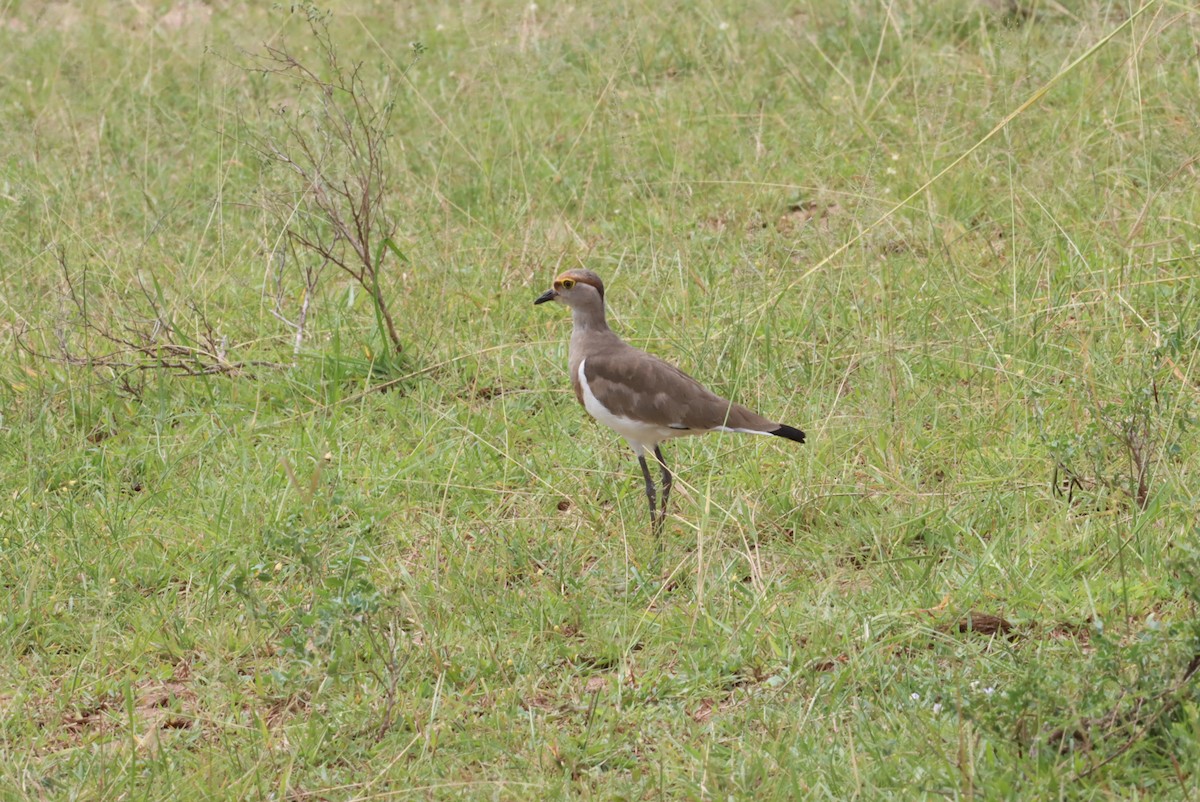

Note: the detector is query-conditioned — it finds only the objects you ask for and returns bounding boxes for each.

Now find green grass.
[3,0,1200,798]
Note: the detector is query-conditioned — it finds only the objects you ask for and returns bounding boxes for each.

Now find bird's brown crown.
[553,269,605,302]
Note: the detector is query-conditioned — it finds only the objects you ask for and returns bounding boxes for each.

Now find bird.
[534,269,806,532]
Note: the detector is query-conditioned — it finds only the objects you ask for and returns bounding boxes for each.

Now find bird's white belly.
[578,358,682,455]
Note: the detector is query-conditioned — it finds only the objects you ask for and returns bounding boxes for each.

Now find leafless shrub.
[14,248,285,397]
[17,8,420,388]
[360,606,413,741]
[235,5,420,361]
[1100,385,1157,512]
[1040,341,1186,513]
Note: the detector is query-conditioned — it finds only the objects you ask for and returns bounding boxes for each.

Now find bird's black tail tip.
[770,424,806,444]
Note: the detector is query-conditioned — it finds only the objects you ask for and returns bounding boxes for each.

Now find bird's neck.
[570,304,609,334]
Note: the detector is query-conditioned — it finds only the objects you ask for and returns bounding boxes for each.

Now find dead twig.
[13,248,287,393]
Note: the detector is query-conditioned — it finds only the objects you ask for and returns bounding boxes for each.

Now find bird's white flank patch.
[714,425,771,436]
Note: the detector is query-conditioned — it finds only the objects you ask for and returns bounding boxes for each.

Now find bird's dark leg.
[638,454,658,529]
[654,446,672,526]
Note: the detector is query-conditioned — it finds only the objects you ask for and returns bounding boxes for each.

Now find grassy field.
[3,0,1200,797]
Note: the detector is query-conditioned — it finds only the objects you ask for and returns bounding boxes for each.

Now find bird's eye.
[561,279,575,289]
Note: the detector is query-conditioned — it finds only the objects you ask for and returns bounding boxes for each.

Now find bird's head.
[534,269,605,309]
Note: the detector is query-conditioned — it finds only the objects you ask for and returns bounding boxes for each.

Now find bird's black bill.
[534,289,558,305]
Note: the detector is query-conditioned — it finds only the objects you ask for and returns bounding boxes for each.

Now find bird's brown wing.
[581,346,777,432]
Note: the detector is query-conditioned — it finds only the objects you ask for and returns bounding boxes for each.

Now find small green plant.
[967,543,1200,780]
[1037,330,1191,512]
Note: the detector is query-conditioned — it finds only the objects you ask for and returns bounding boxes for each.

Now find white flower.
[932,703,943,714]
[911,692,921,701]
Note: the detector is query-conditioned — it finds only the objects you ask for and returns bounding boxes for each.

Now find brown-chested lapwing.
[535,269,806,533]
